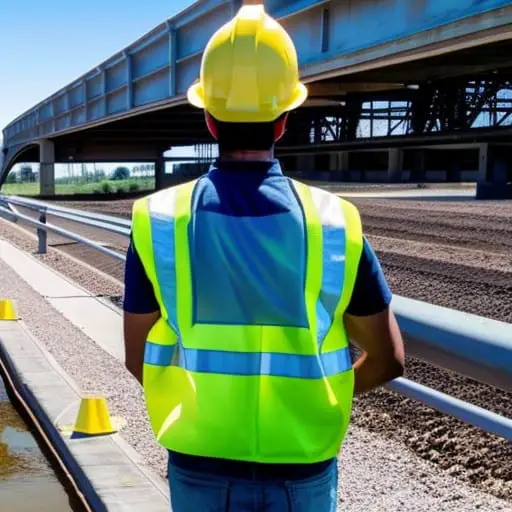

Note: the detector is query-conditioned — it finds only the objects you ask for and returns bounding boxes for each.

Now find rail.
[0,193,511,441]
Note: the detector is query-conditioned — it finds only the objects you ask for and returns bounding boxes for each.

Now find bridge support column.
[388,148,403,183]
[411,149,427,182]
[297,155,315,178]
[330,152,349,182]
[155,156,166,190]
[447,158,461,183]
[329,153,338,172]
[39,140,55,196]
[478,143,489,182]
[339,152,350,172]
[478,143,510,182]
[477,143,512,199]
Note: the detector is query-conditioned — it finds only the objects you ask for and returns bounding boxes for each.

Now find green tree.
[94,169,106,180]
[19,165,35,183]
[5,171,17,184]
[112,166,130,181]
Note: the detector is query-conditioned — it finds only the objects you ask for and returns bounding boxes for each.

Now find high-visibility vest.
[131,178,363,464]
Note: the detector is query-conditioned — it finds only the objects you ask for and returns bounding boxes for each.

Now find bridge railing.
[0,193,511,441]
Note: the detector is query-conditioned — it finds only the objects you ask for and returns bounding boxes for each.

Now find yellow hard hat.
[187,4,308,123]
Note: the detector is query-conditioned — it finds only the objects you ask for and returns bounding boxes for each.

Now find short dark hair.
[213,115,285,152]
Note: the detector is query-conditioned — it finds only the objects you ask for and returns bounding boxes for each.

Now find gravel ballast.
[0,253,510,511]
[1,190,511,505]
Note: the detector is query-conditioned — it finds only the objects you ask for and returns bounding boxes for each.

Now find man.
[123,4,405,511]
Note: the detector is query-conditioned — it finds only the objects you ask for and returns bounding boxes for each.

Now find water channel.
[0,377,72,511]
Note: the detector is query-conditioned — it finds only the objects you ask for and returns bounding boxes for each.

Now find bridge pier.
[329,153,339,173]
[155,156,166,190]
[339,152,350,173]
[297,155,315,174]
[411,149,427,182]
[39,140,55,196]
[388,148,403,183]
[477,143,512,199]
[447,159,461,183]
[328,152,349,182]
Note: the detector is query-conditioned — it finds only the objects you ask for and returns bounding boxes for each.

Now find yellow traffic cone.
[71,396,115,438]
[0,300,17,321]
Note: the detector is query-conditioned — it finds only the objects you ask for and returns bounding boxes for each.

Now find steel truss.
[283,77,512,145]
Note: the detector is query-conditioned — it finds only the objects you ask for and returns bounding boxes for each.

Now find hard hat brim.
[187,82,206,109]
[187,81,308,123]
[286,82,309,114]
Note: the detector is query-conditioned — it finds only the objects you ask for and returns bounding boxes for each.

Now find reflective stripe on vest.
[144,341,352,378]
[147,186,180,333]
[307,185,346,347]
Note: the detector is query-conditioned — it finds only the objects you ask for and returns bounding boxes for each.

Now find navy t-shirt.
[123,160,391,317]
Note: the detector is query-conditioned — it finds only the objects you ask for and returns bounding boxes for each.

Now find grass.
[1,182,40,195]
[1,178,155,196]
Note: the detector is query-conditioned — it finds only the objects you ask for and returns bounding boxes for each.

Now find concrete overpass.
[2,0,512,194]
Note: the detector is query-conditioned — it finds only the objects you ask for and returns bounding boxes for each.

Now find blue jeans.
[168,456,338,512]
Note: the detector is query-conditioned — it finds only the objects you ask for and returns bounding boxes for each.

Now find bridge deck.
[3,0,512,161]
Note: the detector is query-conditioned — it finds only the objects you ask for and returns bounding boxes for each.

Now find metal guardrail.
[3,195,131,234]
[0,195,127,261]
[0,193,511,441]
[392,296,512,392]
[387,379,512,441]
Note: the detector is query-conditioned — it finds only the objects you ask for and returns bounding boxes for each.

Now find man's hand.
[344,307,405,395]
[123,311,160,384]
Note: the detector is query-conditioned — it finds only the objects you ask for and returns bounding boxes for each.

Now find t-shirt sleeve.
[123,237,160,314]
[346,236,392,316]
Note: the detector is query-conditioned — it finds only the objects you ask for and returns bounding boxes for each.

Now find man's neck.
[219,149,274,162]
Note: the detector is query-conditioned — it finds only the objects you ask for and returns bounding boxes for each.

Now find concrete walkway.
[0,240,169,511]
[0,240,124,362]
[340,188,476,199]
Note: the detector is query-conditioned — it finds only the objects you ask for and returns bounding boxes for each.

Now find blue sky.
[0,0,194,136]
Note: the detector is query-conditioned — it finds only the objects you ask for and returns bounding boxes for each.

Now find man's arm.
[343,237,405,395]
[345,307,404,394]
[123,239,160,384]
[124,311,160,384]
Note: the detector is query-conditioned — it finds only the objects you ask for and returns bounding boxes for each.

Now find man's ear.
[205,111,219,140]
[273,113,289,142]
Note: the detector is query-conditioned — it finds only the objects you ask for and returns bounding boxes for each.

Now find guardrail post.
[37,209,47,254]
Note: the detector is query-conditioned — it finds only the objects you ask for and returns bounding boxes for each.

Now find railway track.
[1,193,511,501]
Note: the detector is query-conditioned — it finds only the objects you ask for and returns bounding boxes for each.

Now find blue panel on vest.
[317,225,346,346]
[190,211,308,327]
[150,216,178,332]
